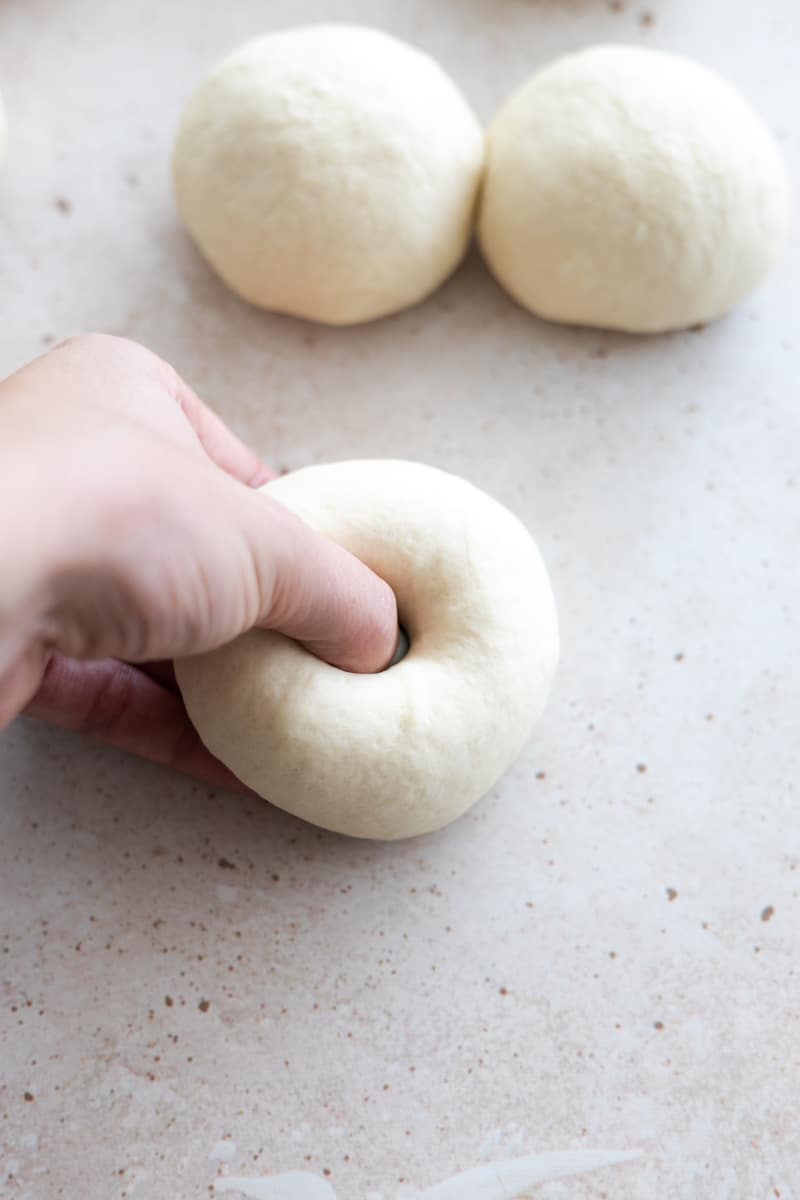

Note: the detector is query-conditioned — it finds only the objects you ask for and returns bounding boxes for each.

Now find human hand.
[0,334,398,789]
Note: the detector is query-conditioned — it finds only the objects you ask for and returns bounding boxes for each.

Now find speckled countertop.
[1,1,799,1197]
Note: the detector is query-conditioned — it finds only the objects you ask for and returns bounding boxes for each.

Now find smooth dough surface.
[173,25,485,325]
[479,45,792,333]
[176,461,559,841]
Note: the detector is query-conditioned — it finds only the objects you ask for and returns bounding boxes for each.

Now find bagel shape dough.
[176,461,559,840]
[172,25,485,325]
[479,45,792,333]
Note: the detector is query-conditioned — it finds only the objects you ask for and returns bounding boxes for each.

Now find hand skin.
[0,334,398,790]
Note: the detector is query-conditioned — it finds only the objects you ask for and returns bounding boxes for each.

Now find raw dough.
[172,25,484,325]
[176,460,559,841]
[479,45,792,333]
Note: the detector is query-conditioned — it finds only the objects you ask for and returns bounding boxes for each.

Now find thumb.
[244,489,400,674]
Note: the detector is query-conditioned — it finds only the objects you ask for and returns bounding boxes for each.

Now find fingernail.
[386,625,410,669]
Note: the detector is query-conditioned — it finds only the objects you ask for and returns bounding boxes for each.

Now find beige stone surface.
[0,1,798,1197]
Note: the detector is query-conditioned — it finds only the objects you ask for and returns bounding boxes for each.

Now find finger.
[0,645,49,730]
[24,654,250,794]
[247,491,400,674]
[173,375,275,488]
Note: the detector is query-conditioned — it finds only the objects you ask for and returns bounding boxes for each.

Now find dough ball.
[479,45,792,333]
[176,461,559,841]
[172,25,484,325]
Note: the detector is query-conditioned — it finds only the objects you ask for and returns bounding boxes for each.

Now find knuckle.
[51,331,152,367]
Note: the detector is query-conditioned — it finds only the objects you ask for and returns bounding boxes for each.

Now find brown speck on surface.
[639,9,656,27]
[198,998,210,1013]
[535,770,547,780]
[636,763,648,774]
[323,1169,332,1178]
[666,888,678,902]
[674,652,685,662]
[54,196,72,214]
[761,905,775,923]
[499,986,508,995]
[609,0,625,9]
[23,1092,34,1102]
[164,995,173,1007]
[654,1021,664,1031]
[217,857,236,870]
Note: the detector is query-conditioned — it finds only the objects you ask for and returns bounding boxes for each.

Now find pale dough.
[172,25,485,325]
[479,45,792,333]
[176,461,559,841]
